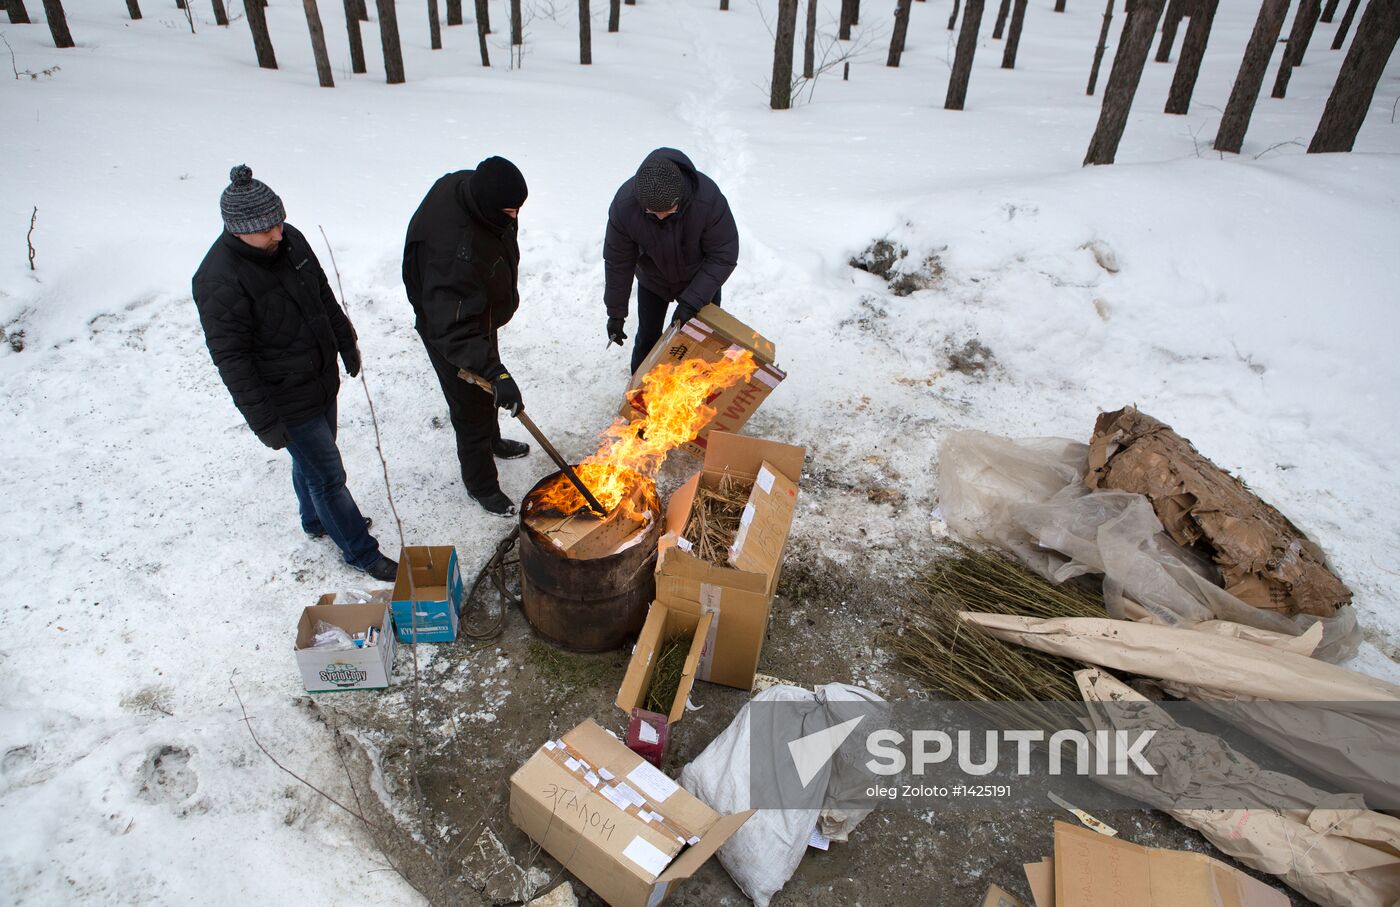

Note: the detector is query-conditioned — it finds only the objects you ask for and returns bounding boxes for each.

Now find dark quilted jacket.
[402,170,520,374]
[191,223,357,433]
[603,148,739,318]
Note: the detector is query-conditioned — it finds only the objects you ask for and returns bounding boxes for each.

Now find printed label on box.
[622,836,671,879]
[627,762,680,804]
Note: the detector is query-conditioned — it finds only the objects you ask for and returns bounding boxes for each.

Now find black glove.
[486,364,523,416]
[342,345,362,377]
[607,317,627,346]
[256,423,291,450]
[671,302,700,326]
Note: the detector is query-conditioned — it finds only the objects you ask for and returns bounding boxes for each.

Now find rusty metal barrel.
[517,470,661,652]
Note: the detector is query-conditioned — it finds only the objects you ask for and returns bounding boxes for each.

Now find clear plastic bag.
[310,620,356,650]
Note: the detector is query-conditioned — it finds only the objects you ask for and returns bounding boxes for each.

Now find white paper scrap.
[584,771,600,788]
[808,828,831,851]
[754,368,780,388]
[615,783,647,808]
[600,785,631,811]
[564,757,580,772]
[756,467,775,494]
[543,740,559,751]
[598,767,615,781]
[676,536,694,552]
[638,721,660,745]
[622,836,672,879]
[627,762,679,803]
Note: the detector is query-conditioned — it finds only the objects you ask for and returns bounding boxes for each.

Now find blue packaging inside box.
[391,546,463,643]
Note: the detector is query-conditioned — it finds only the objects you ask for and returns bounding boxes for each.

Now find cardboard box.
[391,546,463,643]
[982,884,1028,907]
[1046,821,1287,907]
[294,600,395,692]
[655,432,804,690]
[616,601,715,725]
[509,719,753,907]
[621,305,787,459]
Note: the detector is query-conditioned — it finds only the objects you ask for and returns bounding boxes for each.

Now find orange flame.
[533,351,760,516]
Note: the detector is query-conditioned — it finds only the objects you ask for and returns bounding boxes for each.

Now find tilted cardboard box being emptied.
[621,305,787,459]
[616,601,715,725]
[509,719,753,907]
[293,595,396,693]
[391,546,463,643]
[655,431,804,691]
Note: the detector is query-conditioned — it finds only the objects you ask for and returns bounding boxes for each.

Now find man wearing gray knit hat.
[602,148,739,373]
[192,165,397,582]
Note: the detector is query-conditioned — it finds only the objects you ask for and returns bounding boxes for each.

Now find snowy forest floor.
[2,0,1398,903]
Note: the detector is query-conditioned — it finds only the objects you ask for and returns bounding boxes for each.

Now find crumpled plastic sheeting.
[936,430,1359,662]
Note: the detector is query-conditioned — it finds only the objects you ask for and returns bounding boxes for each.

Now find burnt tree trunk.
[579,0,591,63]
[428,0,441,49]
[888,0,913,65]
[510,0,522,47]
[42,0,74,46]
[344,0,366,72]
[1310,0,1400,152]
[126,0,142,19]
[608,0,618,32]
[1272,0,1320,97]
[1319,0,1339,24]
[474,0,489,63]
[304,0,335,85]
[945,0,986,110]
[1331,0,1360,50]
[447,0,460,25]
[246,0,278,68]
[948,0,960,31]
[1001,0,1028,67]
[1086,0,1113,94]
[211,0,228,25]
[1084,0,1166,165]
[839,0,855,39]
[992,0,1010,39]
[771,0,799,109]
[1155,0,1184,61]
[803,0,816,77]
[1165,0,1216,113]
[5,0,32,24]
[1214,0,1290,153]
[376,0,405,83]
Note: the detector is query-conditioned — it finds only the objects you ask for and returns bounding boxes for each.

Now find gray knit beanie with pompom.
[220,164,285,234]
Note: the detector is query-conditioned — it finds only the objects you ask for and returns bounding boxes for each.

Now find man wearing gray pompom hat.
[192,165,397,582]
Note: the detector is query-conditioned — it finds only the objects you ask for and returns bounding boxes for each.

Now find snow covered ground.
[1,0,1398,902]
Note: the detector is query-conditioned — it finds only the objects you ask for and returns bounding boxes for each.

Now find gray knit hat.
[634,158,685,213]
[220,164,285,234]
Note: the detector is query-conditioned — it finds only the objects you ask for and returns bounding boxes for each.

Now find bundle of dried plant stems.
[681,473,750,565]
[644,635,690,714]
[891,543,1105,717]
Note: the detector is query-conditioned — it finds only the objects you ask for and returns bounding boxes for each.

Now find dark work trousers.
[286,399,382,569]
[631,283,723,375]
[420,333,502,496]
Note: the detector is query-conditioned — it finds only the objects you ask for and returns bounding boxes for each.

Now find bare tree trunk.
[1086,0,1113,94]
[344,0,366,72]
[211,0,228,25]
[1272,0,1319,97]
[839,0,855,39]
[992,0,1010,40]
[720,0,728,8]
[888,0,913,65]
[303,0,335,85]
[1165,0,1216,113]
[427,0,441,48]
[608,0,618,32]
[474,0,489,63]
[510,0,521,46]
[945,0,985,110]
[376,0,405,83]
[246,0,279,68]
[1310,0,1400,152]
[352,0,367,20]
[1155,0,1184,61]
[771,0,799,109]
[1054,0,1065,11]
[41,0,73,46]
[579,0,591,62]
[1214,0,1290,153]
[4,0,32,25]
[1084,0,1166,165]
[477,0,489,31]
[126,0,142,19]
[803,0,816,77]
[948,0,960,31]
[1319,0,1339,24]
[852,0,859,24]
[1001,0,1028,67]
[1331,0,1360,50]
[447,0,460,25]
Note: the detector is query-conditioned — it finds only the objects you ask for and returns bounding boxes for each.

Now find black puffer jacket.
[603,148,739,318]
[402,170,520,373]
[192,223,357,434]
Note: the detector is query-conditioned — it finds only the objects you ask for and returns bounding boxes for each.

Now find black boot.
[492,438,530,460]
[359,554,398,582]
[470,488,517,517]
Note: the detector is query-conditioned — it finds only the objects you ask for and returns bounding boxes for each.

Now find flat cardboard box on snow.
[509,719,752,907]
[655,431,804,690]
[616,601,714,725]
[621,305,787,459]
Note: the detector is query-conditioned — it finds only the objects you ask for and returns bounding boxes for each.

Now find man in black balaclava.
[403,157,531,517]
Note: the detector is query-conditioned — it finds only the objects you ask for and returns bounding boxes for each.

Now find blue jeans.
[631,283,723,374]
[286,401,381,569]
